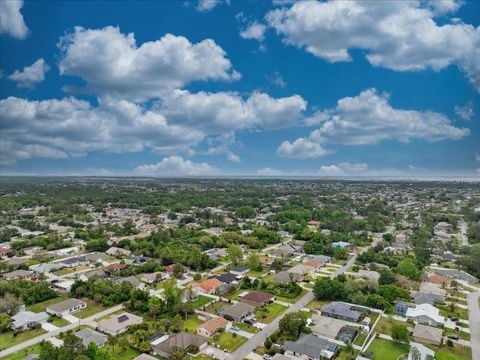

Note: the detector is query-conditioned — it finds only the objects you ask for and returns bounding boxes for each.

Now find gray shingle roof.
[285,334,338,359]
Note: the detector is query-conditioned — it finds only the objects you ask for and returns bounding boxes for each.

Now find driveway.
[467,290,480,360]
[201,345,230,360]
[228,327,255,339]
[62,314,80,323]
[41,322,58,332]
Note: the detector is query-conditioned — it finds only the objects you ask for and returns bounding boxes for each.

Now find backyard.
[183,315,204,332]
[26,296,66,313]
[374,316,411,336]
[205,301,229,315]
[191,295,214,309]
[366,338,410,360]
[75,299,108,318]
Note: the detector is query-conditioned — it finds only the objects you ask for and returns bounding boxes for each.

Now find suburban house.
[394,301,416,315]
[320,302,369,323]
[230,266,249,277]
[106,247,131,257]
[84,252,108,263]
[419,282,447,298]
[97,313,143,336]
[331,242,349,249]
[46,298,87,317]
[411,291,445,305]
[140,272,162,284]
[106,263,129,273]
[0,247,13,257]
[220,302,255,322]
[406,303,445,327]
[239,290,275,307]
[60,256,89,268]
[214,273,238,284]
[190,278,224,295]
[0,269,34,280]
[197,316,231,338]
[75,328,108,348]
[435,269,478,284]
[288,264,315,277]
[408,343,435,360]
[412,324,443,346]
[11,311,48,330]
[311,255,331,265]
[204,248,227,261]
[271,270,303,283]
[284,333,338,360]
[152,332,207,358]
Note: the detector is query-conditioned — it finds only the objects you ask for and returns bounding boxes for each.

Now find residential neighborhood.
[0,178,478,360]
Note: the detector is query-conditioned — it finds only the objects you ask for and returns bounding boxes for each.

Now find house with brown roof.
[197,316,231,338]
[190,278,224,295]
[412,324,443,346]
[240,290,275,307]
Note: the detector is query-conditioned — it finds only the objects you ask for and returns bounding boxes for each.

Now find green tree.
[227,244,243,265]
[235,206,256,219]
[168,346,186,360]
[396,259,420,280]
[247,253,262,271]
[313,278,346,301]
[0,312,11,332]
[391,324,409,344]
[58,333,85,360]
[279,312,308,340]
[172,263,184,279]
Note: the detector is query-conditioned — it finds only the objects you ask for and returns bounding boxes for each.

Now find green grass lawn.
[375,317,411,336]
[209,332,247,352]
[52,265,90,276]
[443,327,470,341]
[191,295,214,309]
[206,301,229,315]
[233,322,258,334]
[353,332,367,346]
[432,345,472,360]
[26,296,65,312]
[255,302,287,324]
[75,299,108,319]
[184,315,204,332]
[276,289,307,304]
[368,311,380,325]
[2,344,43,360]
[246,268,268,278]
[227,289,246,301]
[0,328,47,351]
[49,316,70,327]
[438,304,469,320]
[306,299,328,310]
[367,338,410,360]
[103,344,140,360]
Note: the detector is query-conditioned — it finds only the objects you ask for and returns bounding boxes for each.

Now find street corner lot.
[254,302,288,324]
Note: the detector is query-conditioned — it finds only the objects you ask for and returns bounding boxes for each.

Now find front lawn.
[53,265,90,276]
[209,332,247,352]
[26,296,65,313]
[433,345,472,360]
[184,315,204,332]
[255,303,287,324]
[438,304,469,320]
[227,289,247,301]
[49,316,70,327]
[233,322,258,334]
[276,289,307,304]
[444,327,470,341]
[75,299,107,319]
[367,338,410,360]
[306,299,328,310]
[0,328,47,351]
[191,295,214,309]
[2,344,43,360]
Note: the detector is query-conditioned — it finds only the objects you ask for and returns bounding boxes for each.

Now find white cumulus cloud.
[134,156,216,176]
[278,88,470,158]
[240,21,267,41]
[9,58,50,88]
[455,101,475,121]
[58,26,240,101]
[266,0,480,91]
[0,0,28,39]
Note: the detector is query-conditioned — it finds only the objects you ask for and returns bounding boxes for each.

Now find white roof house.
[406,303,445,327]
[11,311,48,330]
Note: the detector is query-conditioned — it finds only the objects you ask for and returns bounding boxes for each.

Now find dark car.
[447,334,459,340]
[450,317,459,322]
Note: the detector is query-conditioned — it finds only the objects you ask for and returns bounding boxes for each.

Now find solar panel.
[117,314,129,323]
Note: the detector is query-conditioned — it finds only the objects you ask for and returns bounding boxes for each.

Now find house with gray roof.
[46,298,86,317]
[411,291,444,305]
[435,269,478,284]
[220,302,255,322]
[11,311,48,330]
[97,312,143,336]
[320,302,369,323]
[75,328,108,348]
[285,333,338,359]
[152,332,207,358]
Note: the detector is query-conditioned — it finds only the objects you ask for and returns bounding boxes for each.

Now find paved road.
[460,220,469,247]
[229,229,389,359]
[0,304,124,358]
[467,290,480,360]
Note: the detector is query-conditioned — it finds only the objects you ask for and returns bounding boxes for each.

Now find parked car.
[447,334,459,340]
[244,318,255,325]
[450,317,459,322]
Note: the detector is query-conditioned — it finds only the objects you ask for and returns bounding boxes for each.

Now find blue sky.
[0,0,479,177]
